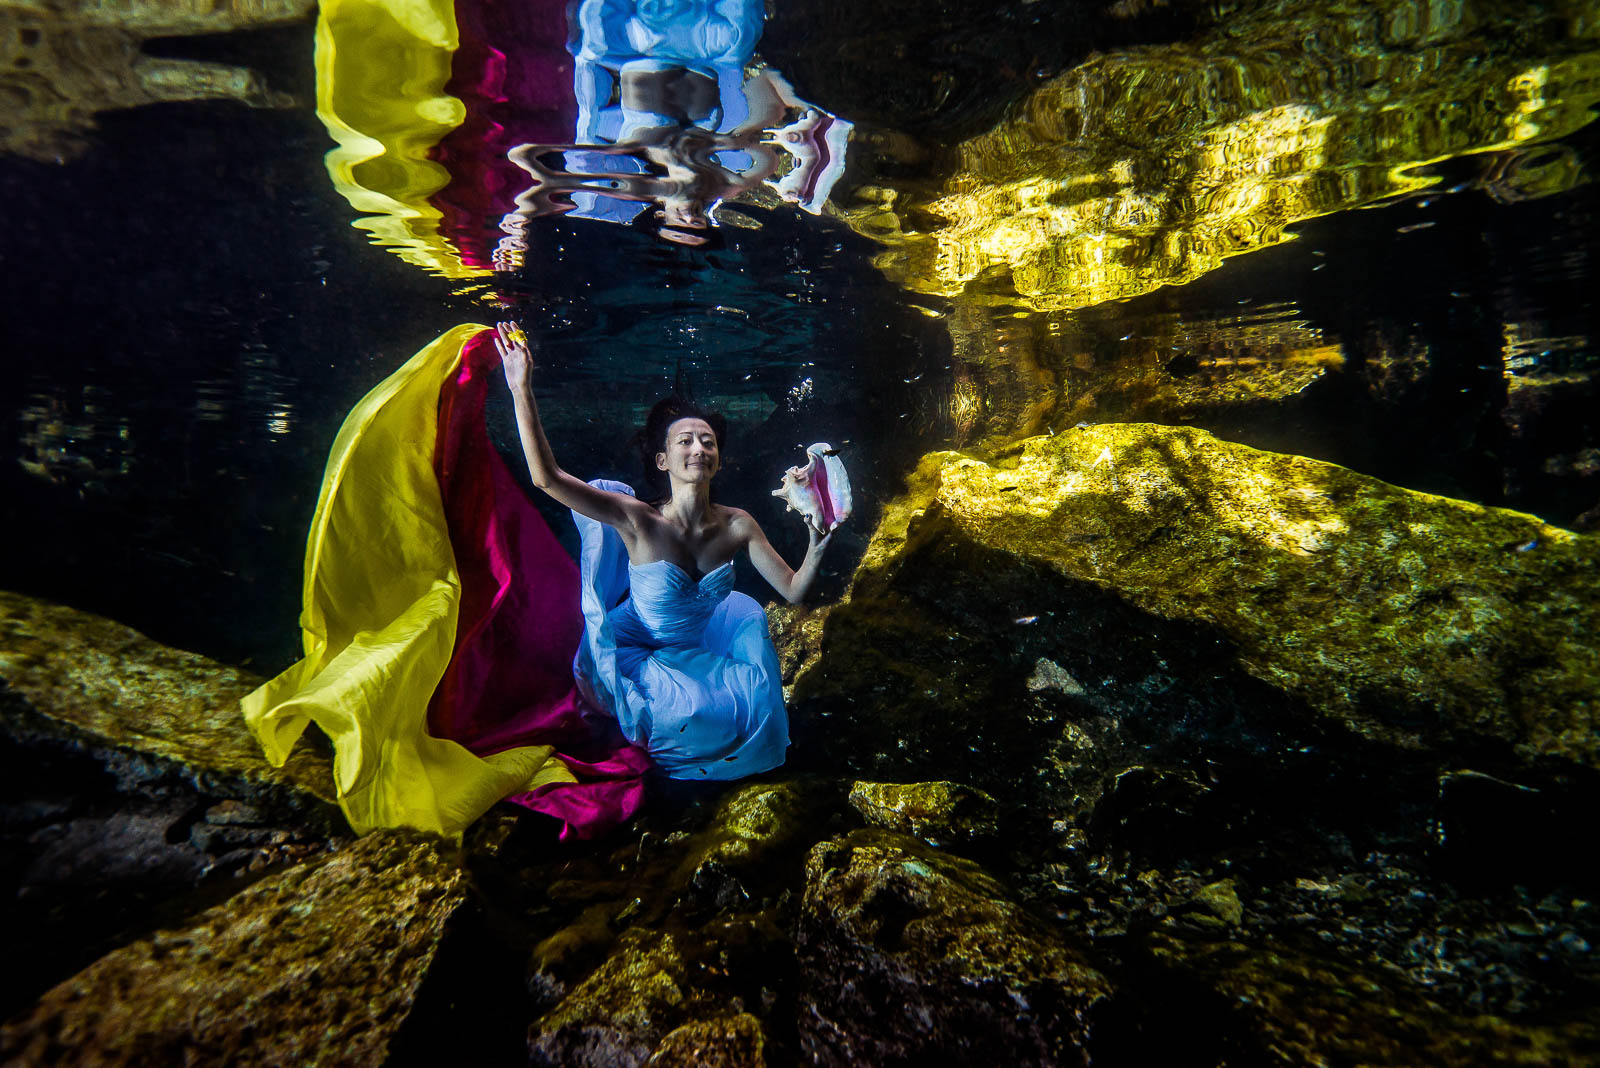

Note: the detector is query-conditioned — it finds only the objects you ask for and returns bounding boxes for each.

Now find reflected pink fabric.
[431,0,578,267]
[429,330,649,838]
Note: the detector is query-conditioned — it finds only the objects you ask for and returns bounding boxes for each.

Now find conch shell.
[773,443,852,535]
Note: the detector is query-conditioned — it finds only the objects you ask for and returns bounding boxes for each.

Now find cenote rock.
[0,590,338,826]
[530,928,770,1068]
[847,780,1001,843]
[1136,928,1600,1065]
[525,780,838,1065]
[0,830,465,1065]
[796,827,1114,1066]
[839,424,1599,768]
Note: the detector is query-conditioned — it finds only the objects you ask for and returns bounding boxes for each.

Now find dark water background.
[1,4,1597,673]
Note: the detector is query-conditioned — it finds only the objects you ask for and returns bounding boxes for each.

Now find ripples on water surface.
[1,0,1597,660]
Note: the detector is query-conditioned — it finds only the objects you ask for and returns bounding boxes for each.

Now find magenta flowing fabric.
[429,331,650,838]
[430,0,578,268]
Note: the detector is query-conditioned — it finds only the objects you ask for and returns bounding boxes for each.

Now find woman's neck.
[659,481,713,530]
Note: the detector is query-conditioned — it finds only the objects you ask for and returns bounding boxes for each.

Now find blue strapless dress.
[572,481,789,778]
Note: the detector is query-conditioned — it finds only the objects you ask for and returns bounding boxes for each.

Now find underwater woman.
[494,321,831,778]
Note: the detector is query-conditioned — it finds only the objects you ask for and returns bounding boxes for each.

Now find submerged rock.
[646,1013,766,1067]
[1139,929,1600,1065]
[0,591,338,827]
[838,424,1598,769]
[524,780,839,1065]
[796,828,1114,1065]
[530,928,770,1068]
[847,780,1001,843]
[0,831,465,1065]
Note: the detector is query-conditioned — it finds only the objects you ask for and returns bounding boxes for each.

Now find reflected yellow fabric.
[316,0,488,278]
[241,325,575,837]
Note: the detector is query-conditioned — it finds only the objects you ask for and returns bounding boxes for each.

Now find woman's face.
[657,417,720,483]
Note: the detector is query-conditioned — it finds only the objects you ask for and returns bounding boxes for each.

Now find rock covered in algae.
[529,928,771,1068]
[847,780,1001,843]
[850,424,1599,767]
[526,781,834,1065]
[646,1013,766,1067]
[1139,929,1600,1065]
[0,830,465,1065]
[796,828,1114,1065]
[0,591,338,826]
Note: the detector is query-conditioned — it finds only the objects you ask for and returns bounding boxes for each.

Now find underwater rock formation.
[775,419,1600,1059]
[1136,929,1600,1064]
[0,830,464,1064]
[847,779,1001,843]
[828,423,1598,768]
[796,828,1113,1065]
[0,0,306,162]
[530,928,770,1068]
[841,0,1600,311]
[0,591,337,823]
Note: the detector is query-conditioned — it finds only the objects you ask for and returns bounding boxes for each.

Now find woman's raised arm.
[736,509,831,604]
[495,322,646,531]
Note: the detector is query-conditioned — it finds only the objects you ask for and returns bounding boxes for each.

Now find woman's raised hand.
[495,321,534,394]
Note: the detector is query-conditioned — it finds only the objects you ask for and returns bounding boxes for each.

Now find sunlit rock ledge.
[0,830,464,1065]
[831,422,1598,767]
[842,0,1600,311]
[0,590,338,823]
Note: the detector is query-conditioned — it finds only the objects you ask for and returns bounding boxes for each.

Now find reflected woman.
[495,322,829,778]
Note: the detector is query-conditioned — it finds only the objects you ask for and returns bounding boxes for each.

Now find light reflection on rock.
[0,0,308,163]
[836,422,1600,768]
[924,297,1342,451]
[840,0,1600,312]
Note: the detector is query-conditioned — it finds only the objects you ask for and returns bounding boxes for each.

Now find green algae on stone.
[645,1013,766,1067]
[848,780,1001,843]
[0,830,465,1065]
[670,779,837,895]
[530,928,771,1068]
[850,425,1599,767]
[797,828,1114,1065]
[1141,929,1600,1065]
[1191,878,1244,927]
[0,591,339,824]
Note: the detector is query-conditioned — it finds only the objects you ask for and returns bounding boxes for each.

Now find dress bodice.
[616,559,735,647]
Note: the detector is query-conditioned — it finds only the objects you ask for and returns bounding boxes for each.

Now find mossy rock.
[796,828,1113,1065]
[530,928,772,1068]
[668,779,840,909]
[0,830,465,1065]
[842,425,1598,768]
[0,591,339,828]
[645,1012,766,1067]
[848,780,1001,843]
[1140,929,1600,1065]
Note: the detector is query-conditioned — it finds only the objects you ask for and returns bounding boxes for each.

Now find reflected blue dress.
[572,481,789,778]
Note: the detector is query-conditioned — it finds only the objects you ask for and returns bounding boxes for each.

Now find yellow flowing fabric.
[316,0,488,279]
[242,325,575,837]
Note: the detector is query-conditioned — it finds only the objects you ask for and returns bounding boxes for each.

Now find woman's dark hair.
[634,395,728,498]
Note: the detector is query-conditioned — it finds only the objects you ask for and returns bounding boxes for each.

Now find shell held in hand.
[772,443,852,535]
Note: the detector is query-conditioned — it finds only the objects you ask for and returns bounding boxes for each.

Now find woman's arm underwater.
[495,323,649,532]
[735,509,831,604]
